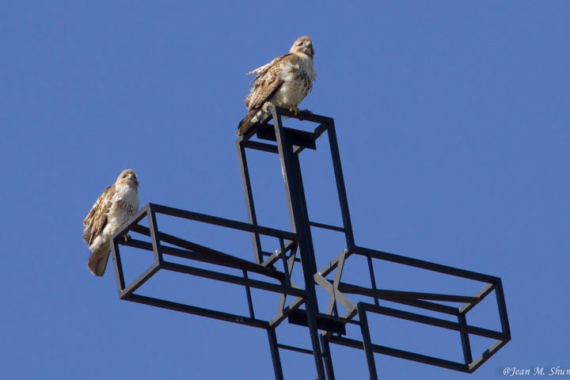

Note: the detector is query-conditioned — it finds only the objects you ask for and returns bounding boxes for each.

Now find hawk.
[237,36,317,136]
[83,169,139,277]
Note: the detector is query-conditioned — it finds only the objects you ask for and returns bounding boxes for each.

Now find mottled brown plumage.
[83,169,139,276]
[237,36,317,136]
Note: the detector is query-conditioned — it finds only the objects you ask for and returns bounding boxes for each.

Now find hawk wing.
[245,53,294,111]
[82,184,115,246]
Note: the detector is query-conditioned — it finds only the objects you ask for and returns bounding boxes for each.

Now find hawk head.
[290,36,314,58]
[116,169,139,188]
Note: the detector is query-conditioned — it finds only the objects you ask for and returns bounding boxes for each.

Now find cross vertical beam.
[269,107,327,379]
[268,328,285,380]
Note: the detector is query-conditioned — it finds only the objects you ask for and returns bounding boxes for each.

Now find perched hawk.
[83,169,139,277]
[237,36,317,136]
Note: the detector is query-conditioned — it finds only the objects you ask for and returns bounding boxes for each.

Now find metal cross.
[111,106,510,379]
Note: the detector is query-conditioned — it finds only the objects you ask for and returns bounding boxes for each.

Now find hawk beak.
[128,173,139,186]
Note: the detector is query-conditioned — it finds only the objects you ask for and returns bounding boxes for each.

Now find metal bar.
[261,240,297,267]
[327,121,356,250]
[163,238,283,280]
[237,139,265,264]
[287,245,298,277]
[331,251,348,317]
[161,261,305,297]
[276,293,287,319]
[338,283,480,303]
[378,296,459,316]
[366,253,380,307]
[149,202,297,241]
[275,240,298,316]
[244,140,279,154]
[126,293,269,329]
[287,309,347,335]
[285,250,303,292]
[293,144,308,155]
[314,273,356,315]
[357,304,379,380]
[257,125,317,150]
[272,106,335,125]
[270,105,327,379]
[244,270,256,319]
[270,295,306,327]
[111,233,127,292]
[328,335,470,373]
[458,313,473,365]
[459,283,495,314]
[340,309,360,324]
[318,249,351,278]
[320,334,336,380]
[327,250,347,315]
[119,263,161,299]
[467,339,510,373]
[118,237,154,251]
[494,278,512,340]
[267,329,285,380]
[278,343,314,355]
[147,206,164,266]
[128,224,284,280]
[309,221,346,233]
[312,123,329,140]
[361,303,507,341]
[353,246,500,283]
[121,238,279,280]
[279,238,292,288]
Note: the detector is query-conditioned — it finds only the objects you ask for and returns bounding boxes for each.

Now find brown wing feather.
[82,185,115,246]
[245,53,294,111]
[246,54,288,83]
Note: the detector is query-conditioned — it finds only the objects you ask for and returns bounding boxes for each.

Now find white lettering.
[550,366,570,376]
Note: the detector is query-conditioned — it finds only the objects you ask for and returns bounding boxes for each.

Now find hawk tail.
[87,238,111,277]
[237,111,257,136]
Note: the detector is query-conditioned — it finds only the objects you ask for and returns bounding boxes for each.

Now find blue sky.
[1,1,569,379]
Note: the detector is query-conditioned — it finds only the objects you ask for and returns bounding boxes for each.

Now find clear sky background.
[1,1,569,379]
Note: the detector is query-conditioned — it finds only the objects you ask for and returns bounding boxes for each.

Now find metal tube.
[271,105,327,379]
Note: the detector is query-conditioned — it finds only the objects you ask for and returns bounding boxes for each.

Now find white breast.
[104,185,139,237]
[272,55,316,108]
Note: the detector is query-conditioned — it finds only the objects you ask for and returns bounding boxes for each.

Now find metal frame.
[111,106,510,379]
[318,245,511,376]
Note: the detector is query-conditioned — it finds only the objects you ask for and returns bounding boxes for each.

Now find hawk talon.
[122,234,131,242]
[288,106,300,116]
[296,109,313,120]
